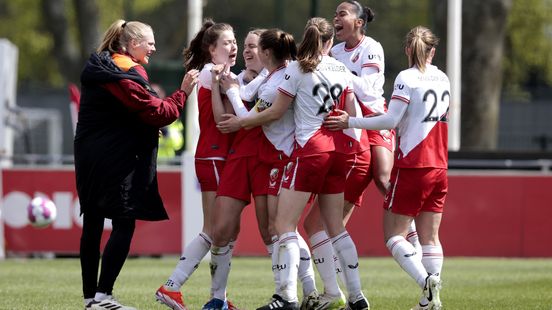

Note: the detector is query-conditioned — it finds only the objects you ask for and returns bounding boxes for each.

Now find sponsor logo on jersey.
[284,74,290,80]
[367,54,381,61]
[395,84,405,90]
[255,97,272,112]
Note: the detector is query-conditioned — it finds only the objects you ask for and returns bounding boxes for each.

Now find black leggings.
[80,213,136,299]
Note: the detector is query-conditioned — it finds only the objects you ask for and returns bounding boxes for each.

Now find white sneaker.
[86,298,137,310]
[314,291,346,310]
[423,275,442,310]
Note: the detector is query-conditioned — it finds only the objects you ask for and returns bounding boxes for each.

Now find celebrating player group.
[154,1,450,310]
[76,1,450,310]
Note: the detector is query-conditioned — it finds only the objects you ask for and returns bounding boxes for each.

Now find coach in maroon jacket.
[74,19,198,310]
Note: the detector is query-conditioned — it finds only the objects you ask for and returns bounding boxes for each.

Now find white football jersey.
[391,65,450,168]
[255,66,295,156]
[278,56,354,150]
[331,36,386,115]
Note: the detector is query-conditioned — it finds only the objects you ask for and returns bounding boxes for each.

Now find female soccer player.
[214,28,318,309]
[325,25,449,310]
[305,4,422,305]
[232,17,369,310]
[155,19,239,310]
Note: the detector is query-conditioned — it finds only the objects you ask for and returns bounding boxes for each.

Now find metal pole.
[183,0,203,255]
[447,0,462,150]
[185,0,202,153]
[310,0,320,17]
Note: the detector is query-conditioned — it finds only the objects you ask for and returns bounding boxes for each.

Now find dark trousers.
[80,213,136,299]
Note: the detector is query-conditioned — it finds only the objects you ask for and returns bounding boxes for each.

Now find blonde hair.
[97,19,153,54]
[405,26,439,72]
[297,17,334,73]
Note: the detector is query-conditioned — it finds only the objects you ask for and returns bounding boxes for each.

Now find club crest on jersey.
[352,52,360,63]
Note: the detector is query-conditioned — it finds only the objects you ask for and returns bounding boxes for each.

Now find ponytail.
[297,17,333,73]
[260,29,297,63]
[97,19,152,54]
[405,26,439,72]
[183,19,234,71]
[183,19,215,70]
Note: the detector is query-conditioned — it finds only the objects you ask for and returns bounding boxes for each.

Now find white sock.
[278,232,300,303]
[167,232,212,290]
[422,244,444,276]
[310,230,341,296]
[386,235,428,288]
[84,298,94,306]
[210,244,232,300]
[93,292,108,301]
[332,231,363,302]
[417,245,443,306]
[297,233,316,296]
[270,236,281,295]
[406,222,423,261]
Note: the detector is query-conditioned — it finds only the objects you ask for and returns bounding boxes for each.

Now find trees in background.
[461,0,513,150]
[0,0,550,150]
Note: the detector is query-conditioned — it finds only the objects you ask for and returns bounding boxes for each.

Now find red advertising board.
[1,168,181,255]
[2,168,552,257]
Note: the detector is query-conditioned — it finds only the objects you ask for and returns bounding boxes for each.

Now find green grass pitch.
[0,257,551,309]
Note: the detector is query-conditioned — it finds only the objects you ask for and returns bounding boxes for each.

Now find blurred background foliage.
[1,0,551,151]
[3,0,550,99]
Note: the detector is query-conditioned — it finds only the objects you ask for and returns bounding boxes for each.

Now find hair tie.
[122,21,127,28]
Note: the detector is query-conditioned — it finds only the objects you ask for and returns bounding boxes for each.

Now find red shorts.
[195,159,226,192]
[368,129,395,153]
[217,155,269,202]
[335,150,372,207]
[383,167,448,217]
[282,151,346,194]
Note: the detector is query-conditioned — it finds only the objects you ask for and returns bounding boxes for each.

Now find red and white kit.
[253,65,295,196]
[194,63,236,191]
[384,64,450,216]
[278,56,353,194]
[217,69,268,202]
[332,35,394,152]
